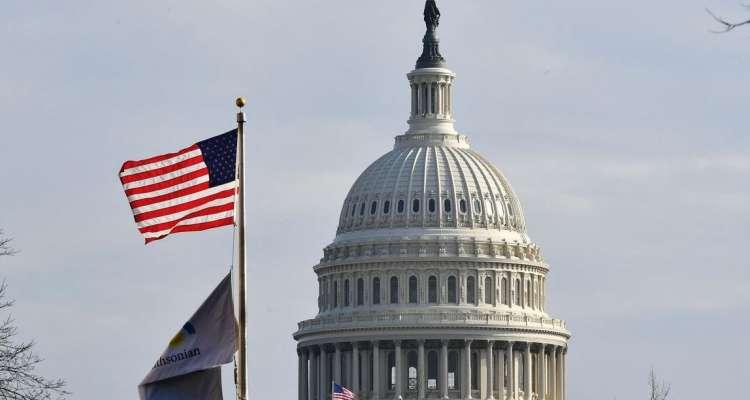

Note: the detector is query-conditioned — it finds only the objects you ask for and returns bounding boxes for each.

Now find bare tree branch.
[0,230,68,399]
[0,282,69,399]
[649,368,671,400]
[706,8,750,33]
[0,230,17,257]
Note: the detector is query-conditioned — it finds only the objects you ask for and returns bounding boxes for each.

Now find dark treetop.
[416,0,446,69]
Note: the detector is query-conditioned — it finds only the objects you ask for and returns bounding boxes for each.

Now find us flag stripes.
[119,130,238,244]
[332,383,357,400]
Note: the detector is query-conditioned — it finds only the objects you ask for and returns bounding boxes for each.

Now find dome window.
[397,200,405,214]
[428,276,437,303]
[473,199,482,215]
[370,201,378,215]
[467,276,476,304]
[372,277,381,305]
[333,281,339,308]
[484,276,493,304]
[443,199,452,213]
[459,199,467,214]
[447,276,457,304]
[357,278,364,306]
[408,276,418,304]
[359,202,365,216]
[412,199,420,213]
[344,279,350,307]
[350,203,356,217]
[390,276,399,304]
[383,200,391,214]
[428,198,436,213]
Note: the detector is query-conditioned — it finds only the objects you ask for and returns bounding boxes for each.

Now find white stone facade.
[294,7,569,400]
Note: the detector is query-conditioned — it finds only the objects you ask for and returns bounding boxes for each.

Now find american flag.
[119,130,238,244]
[332,383,357,400]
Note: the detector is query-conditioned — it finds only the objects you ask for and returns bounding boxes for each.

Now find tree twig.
[706,8,750,33]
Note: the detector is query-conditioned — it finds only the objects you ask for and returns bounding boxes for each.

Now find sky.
[1,0,749,399]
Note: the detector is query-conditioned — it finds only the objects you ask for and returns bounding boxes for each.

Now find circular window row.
[347,197,513,218]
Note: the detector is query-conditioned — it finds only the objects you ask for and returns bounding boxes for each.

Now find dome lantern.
[406,0,458,137]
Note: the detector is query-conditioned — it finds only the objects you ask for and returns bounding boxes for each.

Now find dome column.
[549,347,557,400]
[524,343,532,400]
[540,345,547,400]
[464,339,473,399]
[319,346,327,400]
[395,340,404,399]
[334,343,342,385]
[418,340,426,400]
[440,340,449,400]
[497,346,505,400]
[373,341,381,400]
[507,342,515,400]
[309,349,318,400]
[352,342,360,394]
[299,348,309,400]
[560,348,566,400]
[486,341,494,400]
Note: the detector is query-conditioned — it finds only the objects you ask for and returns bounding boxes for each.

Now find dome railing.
[295,310,569,336]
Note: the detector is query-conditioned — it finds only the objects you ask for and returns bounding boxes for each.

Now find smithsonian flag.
[138,273,238,399]
[139,367,223,400]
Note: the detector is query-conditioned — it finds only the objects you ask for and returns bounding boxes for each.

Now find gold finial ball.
[235,97,246,108]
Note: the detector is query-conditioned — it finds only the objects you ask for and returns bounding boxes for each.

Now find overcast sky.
[1,1,749,399]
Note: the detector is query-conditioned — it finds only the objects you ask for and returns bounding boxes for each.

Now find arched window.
[407,351,418,390]
[344,279,350,307]
[459,199,467,214]
[501,277,508,305]
[390,276,399,304]
[412,198,420,213]
[473,199,482,215]
[397,200,405,214]
[428,198,436,213]
[447,276,457,304]
[357,278,364,306]
[350,202,356,217]
[444,198,452,213]
[333,281,339,308]
[408,276,418,304]
[388,351,396,389]
[526,281,531,307]
[484,276,493,304]
[466,276,476,304]
[383,200,391,214]
[428,276,437,303]
[514,279,521,306]
[427,351,439,389]
[370,201,378,215]
[372,278,381,305]
[448,351,459,390]
[359,202,365,216]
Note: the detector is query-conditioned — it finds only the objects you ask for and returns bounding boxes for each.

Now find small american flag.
[332,383,357,400]
[119,130,238,244]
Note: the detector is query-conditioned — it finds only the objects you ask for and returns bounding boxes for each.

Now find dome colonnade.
[293,2,569,399]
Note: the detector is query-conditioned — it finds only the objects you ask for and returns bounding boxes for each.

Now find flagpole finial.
[235,97,246,108]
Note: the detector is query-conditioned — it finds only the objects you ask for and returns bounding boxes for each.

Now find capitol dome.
[336,136,529,243]
[295,3,569,400]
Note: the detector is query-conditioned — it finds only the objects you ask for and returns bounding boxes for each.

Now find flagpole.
[235,97,248,400]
